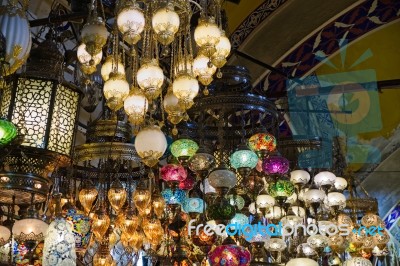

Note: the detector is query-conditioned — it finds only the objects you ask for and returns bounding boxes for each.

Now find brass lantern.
[0,36,81,205]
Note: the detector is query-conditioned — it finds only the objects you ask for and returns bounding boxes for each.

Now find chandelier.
[77,0,231,135]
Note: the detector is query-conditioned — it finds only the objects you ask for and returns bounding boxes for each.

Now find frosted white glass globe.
[13,218,48,242]
[136,60,164,100]
[117,4,145,44]
[211,32,231,68]
[334,177,348,191]
[194,17,221,56]
[152,5,180,45]
[290,170,310,185]
[327,191,346,207]
[304,188,326,204]
[256,194,275,208]
[103,74,130,111]
[208,168,237,189]
[193,54,217,86]
[286,258,318,266]
[101,56,126,81]
[343,257,373,266]
[77,43,102,66]
[0,225,11,245]
[124,88,148,125]
[314,171,336,187]
[135,125,167,166]
[81,17,109,55]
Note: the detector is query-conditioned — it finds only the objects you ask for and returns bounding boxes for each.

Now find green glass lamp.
[267,180,295,206]
[230,144,258,178]
[0,119,17,146]
[170,138,199,165]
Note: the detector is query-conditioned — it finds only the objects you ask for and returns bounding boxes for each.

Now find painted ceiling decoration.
[229,0,287,50]
[251,0,400,97]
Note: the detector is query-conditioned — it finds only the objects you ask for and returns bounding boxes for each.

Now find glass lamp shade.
[0,119,17,146]
[256,194,275,209]
[163,87,184,121]
[227,195,245,211]
[290,170,311,185]
[327,191,346,208]
[77,43,102,74]
[230,149,258,169]
[152,4,180,45]
[347,229,366,246]
[42,218,76,266]
[93,253,115,266]
[170,139,199,159]
[304,188,326,204]
[267,180,295,198]
[91,212,110,240]
[133,187,151,214]
[151,193,165,219]
[286,258,318,266]
[307,234,329,250]
[337,214,354,228]
[0,225,10,246]
[179,174,196,190]
[343,257,373,266]
[124,87,148,125]
[361,213,381,227]
[161,188,186,205]
[134,125,167,167]
[194,17,221,57]
[12,218,49,243]
[248,133,277,155]
[78,187,98,214]
[200,178,217,194]
[230,213,249,226]
[296,243,317,257]
[65,208,91,252]
[208,167,237,189]
[265,206,284,220]
[372,246,389,257]
[183,198,205,213]
[286,193,298,204]
[81,16,109,56]
[161,164,187,182]
[248,202,261,215]
[193,54,217,86]
[211,32,231,68]
[136,60,164,100]
[314,171,336,187]
[107,180,127,213]
[142,218,164,246]
[207,200,236,221]
[334,177,348,191]
[101,56,125,81]
[188,152,215,172]
[328,234,345,251]
[172,73,199,109]
[373,229,390,248]
[103,73,130,111]
[208,245,251,266]
[262,155,290,175]
[117,3,145,45]
[265,238,286,252]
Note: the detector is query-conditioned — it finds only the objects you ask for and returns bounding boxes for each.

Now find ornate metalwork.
[86,119,132,143]
[344,198,378,216]
[74,142,140,162]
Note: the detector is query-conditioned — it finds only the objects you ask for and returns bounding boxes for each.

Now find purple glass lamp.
[262,155,290,175]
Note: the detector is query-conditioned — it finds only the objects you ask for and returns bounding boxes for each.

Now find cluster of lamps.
[77,0,231,134]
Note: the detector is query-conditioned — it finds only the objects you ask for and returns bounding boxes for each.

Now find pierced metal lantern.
[0,37,81,205]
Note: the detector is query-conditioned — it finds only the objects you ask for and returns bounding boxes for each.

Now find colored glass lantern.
[226,195,245,211]
[248,133,277,158]
[183,198,205,214]
[262,155,290,175]
[207,199,236,222]
[265,237,286,252]
[0,119,17,146]
[267,180,295,199]
[208,167,237,194]
[361,213,381,227]
[65,208,91,253]
[179,173,196,190]
[208,244,251,266]
[161,164,187,183]
[42,217,76,266]
[188,149,215,173]
[107,180,127,213]
[229,213,248,226]
[229,148,258,170]
[161,188,186,205]
[170,138,199,164]
[133,185,151,214]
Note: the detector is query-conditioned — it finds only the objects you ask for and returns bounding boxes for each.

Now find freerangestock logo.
[188,220,384,241]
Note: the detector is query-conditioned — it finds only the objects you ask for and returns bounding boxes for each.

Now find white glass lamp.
[134,125,167,167]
